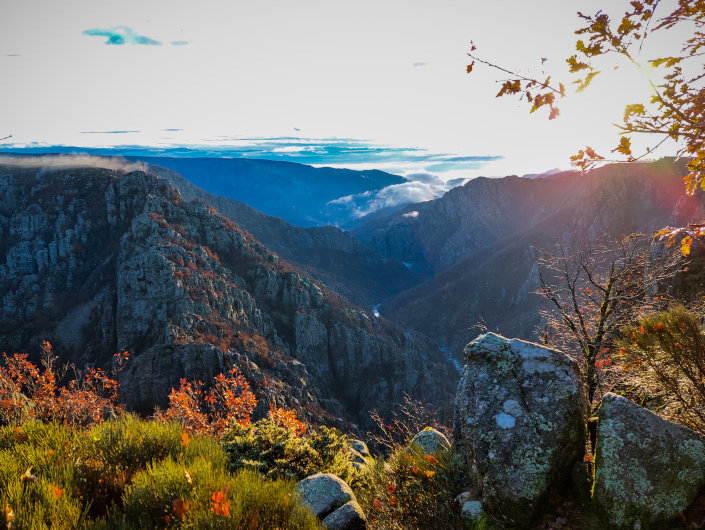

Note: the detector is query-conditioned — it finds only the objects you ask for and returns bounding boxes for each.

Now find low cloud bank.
[329,172,462,219]
[0,154,147,173]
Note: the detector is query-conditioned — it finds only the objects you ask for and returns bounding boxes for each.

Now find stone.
[410,427,451,455]
[593,393,705,529]
[351,440,370,458]
[321,501,367,530]
[454,333,587,526]
[296,473,354,519]
[461,500,485,522]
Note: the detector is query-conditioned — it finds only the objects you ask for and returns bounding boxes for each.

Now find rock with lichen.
[453,333,587,526]
[296,473,366,529]
[593,393,705,529]
[410,427,451,455]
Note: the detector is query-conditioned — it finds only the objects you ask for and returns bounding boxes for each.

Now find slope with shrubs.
[0,162,456,428]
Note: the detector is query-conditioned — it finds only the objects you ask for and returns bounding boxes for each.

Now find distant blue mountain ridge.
[0,149,415,227]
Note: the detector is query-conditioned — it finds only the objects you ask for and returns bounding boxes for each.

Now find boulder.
[410,427,451,455]
[461,500,485,522]
[454,333,587,525]
[321,501,367,530]
[593,393,705,529]
[351,440,370,458]
[296,473,366,529]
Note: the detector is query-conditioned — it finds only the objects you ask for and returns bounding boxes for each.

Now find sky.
[0,0,686,183]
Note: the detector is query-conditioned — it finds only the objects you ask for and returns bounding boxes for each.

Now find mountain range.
[0,161,456,429]
[1,153,702,427]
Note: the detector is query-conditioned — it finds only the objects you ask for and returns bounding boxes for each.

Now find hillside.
[361,159,704,356]
[0,162,457,427]
[145,164,429,309]
[124,156,407,227]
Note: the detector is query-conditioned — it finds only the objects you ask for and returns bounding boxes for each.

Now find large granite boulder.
[593,393,705,529]
[410,427,451,455]
[296,473,366,529]
[454,333,587,526]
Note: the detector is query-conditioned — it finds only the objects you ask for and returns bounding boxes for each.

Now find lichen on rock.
[453,332,587,526]
[593,393,705,529]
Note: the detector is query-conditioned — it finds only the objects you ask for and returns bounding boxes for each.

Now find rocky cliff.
[366,159,705,356]
[145,164,428,309]
[0,163,456,427]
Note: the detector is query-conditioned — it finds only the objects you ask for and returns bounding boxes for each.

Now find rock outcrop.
[593,393,705,529]
[410,427,450,455]
[0,163,457,426]
[454,333,587,526]
[296,473,366,530]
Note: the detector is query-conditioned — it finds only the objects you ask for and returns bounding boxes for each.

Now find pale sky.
[0,0,685,180]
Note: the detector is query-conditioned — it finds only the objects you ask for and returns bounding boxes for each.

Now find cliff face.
[0,164,456,427]
[367,159,705,356]
[146,165,428,310]
[352,162,689,275]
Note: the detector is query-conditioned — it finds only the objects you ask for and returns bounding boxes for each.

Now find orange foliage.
[153,368,257,437]
[268,404,306,437]
[0,342,124,428]
[210,489,231,517]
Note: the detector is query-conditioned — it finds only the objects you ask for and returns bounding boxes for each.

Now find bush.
[1,417,321,530]
[221,416,356,482]
[152,369,257,438]
[356,444,466,530]
[0,421,90,529]
[0,342,124,428]
[617,304,705,433]
[118,459,323,530]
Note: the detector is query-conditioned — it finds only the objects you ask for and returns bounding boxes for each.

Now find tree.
[467,1,704,250]
[536,234,682,404]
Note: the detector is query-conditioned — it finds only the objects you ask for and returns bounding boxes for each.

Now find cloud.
[413,63,430,67]
[171,41,189,46]
[80,130,140,134]
[83,27,161,46]
[0,139,503,175]
[329,180,448,219]
[403,211,419,218]
[0,154,147,173]
[404,172,443,185]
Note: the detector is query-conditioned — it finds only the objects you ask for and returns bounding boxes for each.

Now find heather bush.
[221,415,356,482]
[116,459,322,530]
[617,304,705,434]
[0,422,90,529]
[356,443,466,530]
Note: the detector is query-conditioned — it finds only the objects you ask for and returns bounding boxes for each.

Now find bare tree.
[536,233,683,404]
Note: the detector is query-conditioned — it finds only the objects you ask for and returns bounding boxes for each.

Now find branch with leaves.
[467,1,705,180]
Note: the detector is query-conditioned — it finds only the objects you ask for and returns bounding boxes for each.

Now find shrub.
[357,444,466,530]
[0,342,124,428]
[221,415,355,482]
[0,421,90,529]
[119,458,323,530]
[153,368,256,437]
[617,304,705,433]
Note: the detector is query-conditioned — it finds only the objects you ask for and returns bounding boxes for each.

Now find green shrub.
[617,304,705,433]
[221,417,355,482]
[357,444,466,530]
[119,457,323,529]
[0,422,90,529]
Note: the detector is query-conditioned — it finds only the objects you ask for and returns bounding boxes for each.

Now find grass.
[0,418,323,530]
